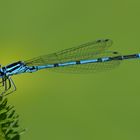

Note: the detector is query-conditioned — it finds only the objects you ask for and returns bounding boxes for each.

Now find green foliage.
[0,97,25,140]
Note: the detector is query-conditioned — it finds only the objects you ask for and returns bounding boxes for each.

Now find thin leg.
[3,77,17,96]
[9,77,16,92]
[0,76,7,96]
[7,77,11,90]
[4,77,7,91]
[0,77,5,87]
[0,77,16,96]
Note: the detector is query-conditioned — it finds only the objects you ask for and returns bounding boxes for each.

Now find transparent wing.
[25,39,113,66]
[46,51,121,73]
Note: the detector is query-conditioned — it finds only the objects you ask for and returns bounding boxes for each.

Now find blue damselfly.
[0,39,139,96]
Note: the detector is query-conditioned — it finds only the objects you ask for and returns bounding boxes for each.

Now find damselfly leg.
[0,77,5,87]
[0,76,16,96]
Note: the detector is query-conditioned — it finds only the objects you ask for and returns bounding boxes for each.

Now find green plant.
[0,97,25,140]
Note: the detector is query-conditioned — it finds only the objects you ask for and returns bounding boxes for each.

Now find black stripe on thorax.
[7,65,20,73]
[6,61,22,68]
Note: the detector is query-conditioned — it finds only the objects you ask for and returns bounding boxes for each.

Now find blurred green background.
[0,0,140,140]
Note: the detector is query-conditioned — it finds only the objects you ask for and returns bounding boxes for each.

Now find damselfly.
[0,39,139,96]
